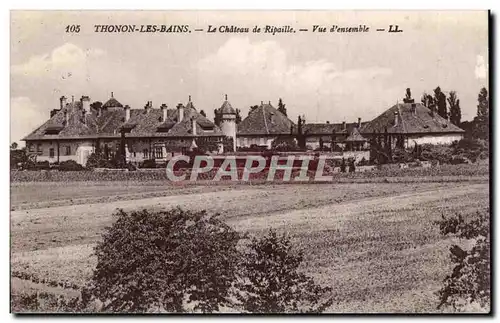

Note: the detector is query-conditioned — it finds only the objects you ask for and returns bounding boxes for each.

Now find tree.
[248,105,259,116]
[434,86,448,119]
[271,137,299,152]
[236,229,333,313]
[277,98,287,116]
[435,209,490,311]
[421,92,434,108]
[477,87,489,119]
[88,208,241,313]
[235,108,242,124]
[474,87,489,140]
[90,101,103,111]
[10,142,18,150]
[199,110,207,117]
[447,91,462,126]
[213,108,222,127]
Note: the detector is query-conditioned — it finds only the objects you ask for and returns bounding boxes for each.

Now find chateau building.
[22,93,465,166]
[23,93,234,166]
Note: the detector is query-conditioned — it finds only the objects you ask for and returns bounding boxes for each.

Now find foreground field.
[11,179,489,313]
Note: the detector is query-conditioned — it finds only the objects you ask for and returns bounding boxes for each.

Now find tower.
[220,94,237,152]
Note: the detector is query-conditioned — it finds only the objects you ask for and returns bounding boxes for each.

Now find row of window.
[29,144,71,156]
[29,143,185,159]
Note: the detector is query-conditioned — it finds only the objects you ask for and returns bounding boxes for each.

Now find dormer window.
[44,125,64,135]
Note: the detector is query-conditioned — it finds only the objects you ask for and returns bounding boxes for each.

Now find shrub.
[435,209,490,312]
[235,229,333,313]
[450,139,489,163]
[11,290,95,313]
[271,137,299,152]
[419,144,453,164]
[88,208,241,313]
[140,159,156,169]
[86,153,112,169]
[58,160,85,171]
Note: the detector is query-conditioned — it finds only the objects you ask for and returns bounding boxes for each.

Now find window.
[28,143,34,152]
[37,143,42,153]
[133,152,136,158]
[49,148,55,158]
[155,146,163,159]
[143,149,149,159]
[65,146,71,155]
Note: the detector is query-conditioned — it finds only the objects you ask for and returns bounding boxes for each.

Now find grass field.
[10,175,489,313]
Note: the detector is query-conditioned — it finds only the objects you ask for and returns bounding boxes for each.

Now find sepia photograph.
[9,10,490,314]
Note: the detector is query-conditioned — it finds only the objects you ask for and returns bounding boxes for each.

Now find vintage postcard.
[10,10,490,314]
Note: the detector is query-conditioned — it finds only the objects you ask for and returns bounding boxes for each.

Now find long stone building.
[23,93,465,166]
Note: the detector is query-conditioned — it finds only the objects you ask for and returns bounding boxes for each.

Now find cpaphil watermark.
[165,155,340,182]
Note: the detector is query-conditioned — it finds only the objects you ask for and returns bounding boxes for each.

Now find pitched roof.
[237,103,294,135]
[302,122,368,135]
[102,93,123,109]
[345,127,367,142]
[220,100,236,115]
[23,99,223,141]
[360,102,464,134]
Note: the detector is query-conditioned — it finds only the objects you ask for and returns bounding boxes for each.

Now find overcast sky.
[10,10,488,145]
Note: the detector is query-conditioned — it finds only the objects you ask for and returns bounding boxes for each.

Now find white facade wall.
[237,136,275,149]
[406,133,464,148]
[221,115,237,151]
[27,140,95,165]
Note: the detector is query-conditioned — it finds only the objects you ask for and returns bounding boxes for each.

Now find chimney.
[81,96,90,113]
[342,121,346,131]
[394,111,399,127]
[261,101,263,105]
[59,96,67,109]
[144,101,152,111]
[357,117,361,128]
[177,103,184,122]
[160,104,168,122]
[124,105,131,122]
[71,95,74,103]
[191,117,197,136]
[430,105,435,117]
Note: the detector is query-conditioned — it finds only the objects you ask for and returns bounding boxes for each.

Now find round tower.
[220,94,237,152]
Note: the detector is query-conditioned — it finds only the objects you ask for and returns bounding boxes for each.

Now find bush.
[58,160,85,171]
[271,137,299,152]
[419,144,453,164]
[435,209,490,312]
[450,139,489,163]
[140,159,156,169]
[11,290,95,313]
[235,229,333,313]
[88,208,241,313]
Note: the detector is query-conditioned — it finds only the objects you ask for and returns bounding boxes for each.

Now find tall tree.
[235,108,242,124]
[474,87,489,140]
[199,110,207,117]
[447,91,462,126]
[213,108,222,127]
[477,87,489,120]
[421,92,434,108]
[434,86,448,119]
[248,105,259,116]
[277,98,287,116]
[90,101,103,111]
